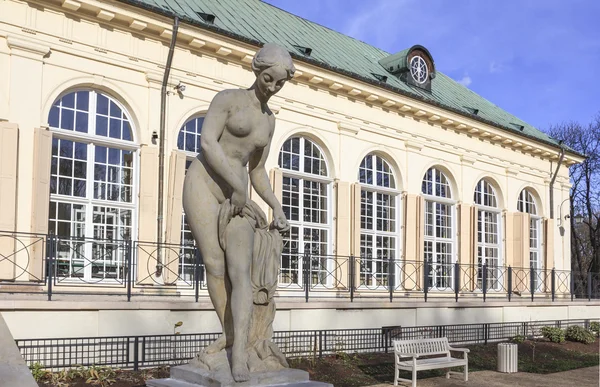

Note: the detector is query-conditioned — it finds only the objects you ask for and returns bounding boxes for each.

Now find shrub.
[29,362,48,382]
[590,321,600,335]
[541,326,565,343]
[565,326,596,344]
[511,335,525,343]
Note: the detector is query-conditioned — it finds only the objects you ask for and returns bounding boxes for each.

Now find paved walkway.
[368,366,599,387]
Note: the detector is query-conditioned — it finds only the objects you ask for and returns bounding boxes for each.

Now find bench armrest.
[448,347,470,353]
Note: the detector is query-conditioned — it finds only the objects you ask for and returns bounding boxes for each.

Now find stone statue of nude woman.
[182,43,295,382]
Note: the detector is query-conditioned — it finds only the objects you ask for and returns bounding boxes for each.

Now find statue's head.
[252,43,295,100]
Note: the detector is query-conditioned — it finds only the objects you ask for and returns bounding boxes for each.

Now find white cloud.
[343,0,413,47]
[457,75,472,87]
[489,61,506,73]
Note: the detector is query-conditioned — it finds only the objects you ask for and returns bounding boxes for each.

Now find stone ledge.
[0,295,595,311]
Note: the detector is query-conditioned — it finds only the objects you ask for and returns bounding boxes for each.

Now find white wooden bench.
[393,337,469,387]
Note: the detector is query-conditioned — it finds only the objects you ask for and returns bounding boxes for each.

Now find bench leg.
[412,367,417,387]
[464,363,469,381]
[446,369,450,379]
[394,366,398,386]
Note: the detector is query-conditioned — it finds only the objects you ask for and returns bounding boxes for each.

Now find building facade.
[0,0,593,337]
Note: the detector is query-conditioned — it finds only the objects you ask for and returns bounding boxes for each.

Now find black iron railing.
[15,318,599,370]
[1,230,600,302]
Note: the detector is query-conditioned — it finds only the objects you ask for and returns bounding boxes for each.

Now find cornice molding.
[6,35,50,59]
[337,121,360,135]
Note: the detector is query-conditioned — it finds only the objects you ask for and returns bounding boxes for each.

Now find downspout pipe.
[549,140,566,220]
[156,16,180,277]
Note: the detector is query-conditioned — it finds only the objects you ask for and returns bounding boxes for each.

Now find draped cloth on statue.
[191,199,288,374]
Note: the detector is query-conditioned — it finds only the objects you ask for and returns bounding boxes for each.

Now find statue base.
[146,364,333,387]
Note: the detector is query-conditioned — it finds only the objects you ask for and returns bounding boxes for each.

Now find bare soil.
[35,338,599,387]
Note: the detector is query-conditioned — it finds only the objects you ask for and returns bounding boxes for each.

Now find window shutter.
[0,123,18,280]
[402,194,423,290]
[137,146,159,284]
[29,127,52,281]
[269,168,283,221]
[350,183,362,288]
[163,150,187,284]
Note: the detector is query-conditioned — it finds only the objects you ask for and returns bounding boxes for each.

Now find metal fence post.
[349,255,355,302]
[507,266,512,302]
[133,336,139,371]
[482,263,488,302]
[126,240,132,302]
[530,269,535,302]
[484,323,489,345]
[551,268,556,302]
[423,260,429,302]
[388,256,394,303]
[588,271,592,301]
[47,234,55,302]
[304,254,310,303]
[195,247,201,303]
[318,330,323,358]
[570,271,574,301]
[454,262,460,302]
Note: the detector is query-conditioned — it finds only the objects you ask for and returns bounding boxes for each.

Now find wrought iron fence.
[1,230,600,302]
[15,318,599,370]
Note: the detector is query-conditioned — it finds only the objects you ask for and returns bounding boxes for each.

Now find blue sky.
[264,0,600,132]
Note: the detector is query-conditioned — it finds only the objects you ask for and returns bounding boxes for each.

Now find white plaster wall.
[0,1,579,294]
[2,303,599,340]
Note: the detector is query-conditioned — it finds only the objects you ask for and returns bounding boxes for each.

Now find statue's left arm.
[249,135,290,232]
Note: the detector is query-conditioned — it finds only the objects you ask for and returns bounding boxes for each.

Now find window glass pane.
[75,112,88,133]
[177,117,204,154]
[76,91,89,111]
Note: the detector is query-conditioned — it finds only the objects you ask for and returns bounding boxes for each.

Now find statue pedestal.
[146,364,333,387]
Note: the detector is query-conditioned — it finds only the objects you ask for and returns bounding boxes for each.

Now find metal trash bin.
[497,343,518,373]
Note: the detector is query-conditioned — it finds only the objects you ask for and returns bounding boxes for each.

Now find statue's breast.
[226,111,253,138]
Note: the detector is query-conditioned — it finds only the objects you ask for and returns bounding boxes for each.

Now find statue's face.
[256,65,288,100]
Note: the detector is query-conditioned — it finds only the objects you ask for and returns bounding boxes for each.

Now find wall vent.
[371,73,388,83]
[196,12,215,24]
[293,45,312,57]
[464,106,479,116]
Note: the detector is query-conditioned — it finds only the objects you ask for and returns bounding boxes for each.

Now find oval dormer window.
[410,55,428,84]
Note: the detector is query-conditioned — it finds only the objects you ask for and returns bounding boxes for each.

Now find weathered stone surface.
[147,379,333,387]
[146,365,332,387]
[181,42,296,382]
[0,313,38,387]
[168,365,308,387]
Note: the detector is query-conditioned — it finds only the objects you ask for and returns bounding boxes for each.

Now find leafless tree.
[548,114,600,296]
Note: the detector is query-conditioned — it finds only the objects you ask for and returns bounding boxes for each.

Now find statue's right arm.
[200,91,245,195]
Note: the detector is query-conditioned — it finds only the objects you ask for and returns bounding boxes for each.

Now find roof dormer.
[378,45,435,91]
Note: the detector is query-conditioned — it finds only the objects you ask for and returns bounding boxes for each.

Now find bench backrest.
[393,337,450,356]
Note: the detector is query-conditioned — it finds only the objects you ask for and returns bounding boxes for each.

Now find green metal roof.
[120,0,565,151]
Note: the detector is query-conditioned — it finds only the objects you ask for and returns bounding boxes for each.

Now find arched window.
[278,136,331,287]
[177,116,204,282]
[518,188,542,291]
[422,167,455,289]
[474,179,502,290]
[48,90,137,282]
[358,154,399,288]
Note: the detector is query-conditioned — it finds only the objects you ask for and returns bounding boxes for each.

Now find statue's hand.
[231,189,247,216]
[272,208,290,233]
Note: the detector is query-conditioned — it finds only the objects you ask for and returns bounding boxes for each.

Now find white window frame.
[422,167,457,291]
[518,189,543,292]
[279,137,333,289]
[474,179,503,291]
[177,115,205,286]
[48,90,139,284]
[358,154,402,290]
